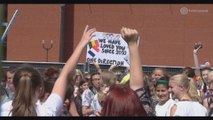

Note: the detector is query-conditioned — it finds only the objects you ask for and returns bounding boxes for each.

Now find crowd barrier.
[2,60,185,76]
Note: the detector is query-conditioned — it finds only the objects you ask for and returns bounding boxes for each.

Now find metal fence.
[2,60,185,77]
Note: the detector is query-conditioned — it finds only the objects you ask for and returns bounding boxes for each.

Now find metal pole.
[46,49,49,62]
[0,9,19,44]
[59,4,65,62]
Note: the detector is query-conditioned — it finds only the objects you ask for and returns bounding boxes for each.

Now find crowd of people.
[0,26,212,116]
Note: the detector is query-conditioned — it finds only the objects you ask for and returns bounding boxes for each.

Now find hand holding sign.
[86,31,130,67]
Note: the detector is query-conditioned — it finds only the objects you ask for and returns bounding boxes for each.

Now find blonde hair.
[98,87,107,105]
[68,69,84,85]
[188,77,201,102]
[74,69,84,79]
[208,71,213,83]
[170,74,189,90]
[170,74,200,101]
[97,71,117,105]
[101,70,117,87]
[153,68,170,78]
[208,80,213,89]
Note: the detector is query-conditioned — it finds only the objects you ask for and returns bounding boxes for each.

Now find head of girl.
[73,69,84,87]
[168,74,190,100]
[155,79,170,104]
[101,84,147,116]
[11,65,43,116]
[201,67,212,84]
[151,68,169,85]
[97,71,118,105]
[77,79,89,96]
[79,79,89,91]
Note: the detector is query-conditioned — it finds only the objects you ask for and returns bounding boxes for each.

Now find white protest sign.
[86,32,130,67]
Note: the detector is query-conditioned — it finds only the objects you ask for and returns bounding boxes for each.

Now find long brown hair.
[11,65,43,116]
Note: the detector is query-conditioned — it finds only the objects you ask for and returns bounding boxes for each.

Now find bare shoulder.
[170,104,177,116]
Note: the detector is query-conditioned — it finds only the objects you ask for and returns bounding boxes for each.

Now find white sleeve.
[0,101,12,116]
[40,93,63,116]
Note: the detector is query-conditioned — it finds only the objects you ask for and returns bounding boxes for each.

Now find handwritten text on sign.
[86,32,130,67]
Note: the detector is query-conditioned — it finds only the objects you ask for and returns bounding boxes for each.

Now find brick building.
[6,4,213,67]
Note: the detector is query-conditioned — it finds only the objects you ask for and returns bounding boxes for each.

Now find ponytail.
[170,74,201,102]
[188,77,201,102]
[11,65,42,116]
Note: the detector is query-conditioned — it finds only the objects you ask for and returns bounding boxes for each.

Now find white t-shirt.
[81,88,95,107]
[155,99,175,116]
[90,94,102,116]
[172,101,208,116]
[81,88,97,116]
[1,93,63,116]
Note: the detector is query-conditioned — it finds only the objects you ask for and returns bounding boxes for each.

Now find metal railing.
[1,60,184,76]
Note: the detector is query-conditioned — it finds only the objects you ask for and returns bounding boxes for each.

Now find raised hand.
[120,27,143,90]
[193,42,203,54]
[78,25,96,48]
[120,27,139,45]
[92,61,100,68]
[108,64,117,71]
[92,61,102,73]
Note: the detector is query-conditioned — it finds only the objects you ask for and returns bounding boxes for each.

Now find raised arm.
[92,61,102,73]
[108,64,117,72]
[52,25,96,100]
[120,27,143,90]
[193,42,202,76]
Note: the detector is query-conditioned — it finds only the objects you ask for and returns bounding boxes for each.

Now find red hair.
[101,84,147,116]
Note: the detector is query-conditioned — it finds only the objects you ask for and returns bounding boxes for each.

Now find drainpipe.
[59,4,65,62]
